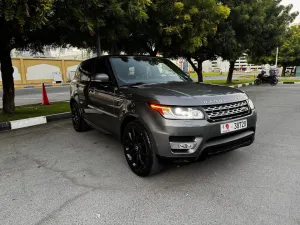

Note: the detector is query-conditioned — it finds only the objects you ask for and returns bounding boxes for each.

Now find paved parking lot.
[1,84,300,225]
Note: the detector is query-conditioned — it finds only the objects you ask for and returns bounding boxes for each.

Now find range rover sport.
[70,56,257,176]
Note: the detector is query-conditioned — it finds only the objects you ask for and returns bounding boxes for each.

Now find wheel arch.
[120,115,138,139]
[70,98,76,107]
[69,94,80,107]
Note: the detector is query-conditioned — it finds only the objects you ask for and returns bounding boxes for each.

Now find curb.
[280,82,300,84]
[0,112,71,132]
[230,82,254,88]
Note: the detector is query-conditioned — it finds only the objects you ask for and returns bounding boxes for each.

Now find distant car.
[70,56,257,176]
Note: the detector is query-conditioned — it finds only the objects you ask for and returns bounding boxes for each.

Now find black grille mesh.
[203,101,250,122]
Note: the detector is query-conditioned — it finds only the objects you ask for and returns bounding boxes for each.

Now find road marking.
[10,117,47,130]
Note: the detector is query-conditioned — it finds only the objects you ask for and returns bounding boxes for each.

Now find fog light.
[170,142,196,150]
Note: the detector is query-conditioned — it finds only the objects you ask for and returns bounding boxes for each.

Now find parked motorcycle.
[254,69,279,86]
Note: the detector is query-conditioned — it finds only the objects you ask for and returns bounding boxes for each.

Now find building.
[200,54,261,73]
[12,47,95,60]
[234,54,261,71]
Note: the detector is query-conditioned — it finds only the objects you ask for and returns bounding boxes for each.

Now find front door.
[77,58,94,111]
[87,57,118,134]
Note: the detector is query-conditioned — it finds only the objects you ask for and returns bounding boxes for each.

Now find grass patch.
[280,79,300,82]
[0,101,70,123]
[190,72,228,78]
[204,79,254,86]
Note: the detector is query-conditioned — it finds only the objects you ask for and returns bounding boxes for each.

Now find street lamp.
[275,47,279,68]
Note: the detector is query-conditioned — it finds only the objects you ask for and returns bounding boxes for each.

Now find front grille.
[203,100,250,122]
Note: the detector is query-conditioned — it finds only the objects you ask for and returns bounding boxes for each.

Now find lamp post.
[275,47,279,68]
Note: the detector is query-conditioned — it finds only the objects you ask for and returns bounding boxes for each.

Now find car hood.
[121,82,248,106]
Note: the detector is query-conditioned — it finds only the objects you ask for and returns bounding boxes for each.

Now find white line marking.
[10,117,47,130]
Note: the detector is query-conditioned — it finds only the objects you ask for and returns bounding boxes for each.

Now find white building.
[12,47,95,60]
[201,54,261,73]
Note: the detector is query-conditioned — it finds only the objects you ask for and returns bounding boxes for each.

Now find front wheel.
[122,121,161,177]
[270,78,278,86]
[254,79,262,85]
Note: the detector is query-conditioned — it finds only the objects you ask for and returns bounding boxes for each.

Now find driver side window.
[80,58,95,82]
[93,58,115,86]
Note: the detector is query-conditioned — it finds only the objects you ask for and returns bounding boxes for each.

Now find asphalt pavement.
[0,86,70,107]
[0,84,300,225]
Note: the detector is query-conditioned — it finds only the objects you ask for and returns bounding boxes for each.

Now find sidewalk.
[0,83,70,90]
[15,83,70,89]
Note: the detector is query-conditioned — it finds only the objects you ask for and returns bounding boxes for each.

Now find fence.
[0,58,82,85]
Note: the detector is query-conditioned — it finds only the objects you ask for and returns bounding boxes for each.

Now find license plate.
[221,120,247,134]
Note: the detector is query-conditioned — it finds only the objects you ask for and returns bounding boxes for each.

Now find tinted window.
[95,58,109,74]
[79,58,95,81]
[94,57,117,86]
[110,57,192,86]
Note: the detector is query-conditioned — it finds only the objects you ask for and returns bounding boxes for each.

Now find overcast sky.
[281,0,300,22]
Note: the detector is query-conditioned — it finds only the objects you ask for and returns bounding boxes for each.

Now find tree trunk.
[187,57,203,82]
[227,60,236,84]
[282,64,287,77]
[96,28,101,57]
[196,60,204,82]
[0,49,15,113]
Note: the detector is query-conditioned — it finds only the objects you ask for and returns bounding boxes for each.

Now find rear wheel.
[254,79,262,85]
[122,121,160,177]
[71,101,89,132]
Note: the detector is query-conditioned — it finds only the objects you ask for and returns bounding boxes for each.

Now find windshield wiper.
[129,82,146,86]
[123,82,157,87]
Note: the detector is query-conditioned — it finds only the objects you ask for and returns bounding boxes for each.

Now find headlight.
[150,104,204,119]
[248,99,255,110]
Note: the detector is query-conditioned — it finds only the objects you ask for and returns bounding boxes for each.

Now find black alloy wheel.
[71,101,89,132]
[122,121,160,176]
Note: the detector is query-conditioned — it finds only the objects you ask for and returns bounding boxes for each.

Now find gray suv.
[70,56,257,176]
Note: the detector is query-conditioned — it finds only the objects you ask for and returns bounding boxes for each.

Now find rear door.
[87,57,119,134]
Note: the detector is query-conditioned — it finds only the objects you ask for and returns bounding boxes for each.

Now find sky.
[281,0,300,23]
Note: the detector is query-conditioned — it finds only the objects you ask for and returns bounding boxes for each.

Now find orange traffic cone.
[42,83,50,105]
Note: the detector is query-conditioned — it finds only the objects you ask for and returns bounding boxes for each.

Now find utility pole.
[275,47,279,67]
[96,28,101,57]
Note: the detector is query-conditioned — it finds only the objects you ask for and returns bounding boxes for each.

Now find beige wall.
[0,58,82,85]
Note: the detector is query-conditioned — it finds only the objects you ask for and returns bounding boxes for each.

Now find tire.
[122,121,161,177]
[270,78,278,86]
[70,101,89,132]
[254,79,262,85]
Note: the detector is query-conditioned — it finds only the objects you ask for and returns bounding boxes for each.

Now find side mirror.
[91,73,109,82]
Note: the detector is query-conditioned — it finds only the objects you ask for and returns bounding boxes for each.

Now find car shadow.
[85,128,252,182]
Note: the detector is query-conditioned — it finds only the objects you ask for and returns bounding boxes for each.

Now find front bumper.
[148,110,257,159]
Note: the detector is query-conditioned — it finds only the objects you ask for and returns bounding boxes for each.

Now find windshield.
[110,56,192,86]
